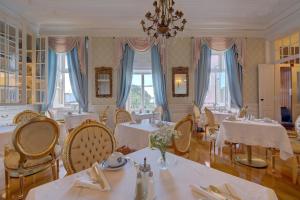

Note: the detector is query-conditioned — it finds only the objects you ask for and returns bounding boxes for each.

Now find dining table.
[64,112,100,131]
[114,120,175,150]
[25,148,278,200]
[216,118,294,168]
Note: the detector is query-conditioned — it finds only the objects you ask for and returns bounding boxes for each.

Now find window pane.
[144,74,153,86]
[64,73,76,104]
[144,86,155,112]
[128,74,142,112]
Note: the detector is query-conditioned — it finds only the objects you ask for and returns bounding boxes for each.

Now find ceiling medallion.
[141,0,187,39]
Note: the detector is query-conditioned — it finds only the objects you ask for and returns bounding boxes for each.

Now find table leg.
[236,145,268,168]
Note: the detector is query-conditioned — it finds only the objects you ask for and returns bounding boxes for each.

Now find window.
[204,50,230,109]
[274,32,299,64]
[126,50,156,112]
[53,53,77,108]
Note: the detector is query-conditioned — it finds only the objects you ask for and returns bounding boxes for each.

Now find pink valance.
[193,37,246,67]
[48,37,87,74]
[115,37,167,73]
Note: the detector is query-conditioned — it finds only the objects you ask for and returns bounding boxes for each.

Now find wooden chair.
[99,106,110,125]
[172,114,193,157]
[13,110,40,125]
[291,140,300,184]
[238,106,248,118]
[114,109,132,125]
[62,120,115,175]
[4,116,60,199]
[153,106,163,120]
[204,107,219,138]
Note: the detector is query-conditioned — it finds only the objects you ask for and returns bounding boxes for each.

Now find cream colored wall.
[88,37,266,126]
[244,38,266,117]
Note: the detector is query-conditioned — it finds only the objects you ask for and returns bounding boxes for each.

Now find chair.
[238,106,248,118]
[291,139,300,184]
[193,103,201,131]
[114,109,132,125]
[62,120,116,175]
[99,106,110,125]
[4,116,60,199]
[204,107,219,138]
[172,114,193,156]
[153,106,163,120]
[13,110,40,124]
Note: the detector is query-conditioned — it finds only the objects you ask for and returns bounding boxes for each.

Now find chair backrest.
[115,109,132,125]
[193,104,201,120]
[204,107,216,126]
[62,120,116,174]
[45,109,55,119]
[13,116,59,163]
[13,110,41,124]
[173,114,193,154]
[153,106,163,120]
[238,106,248,118]
[99,106,110,124]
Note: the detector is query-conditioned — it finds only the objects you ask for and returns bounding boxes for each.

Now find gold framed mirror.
[172,67,189,97]
[95,67,112,98]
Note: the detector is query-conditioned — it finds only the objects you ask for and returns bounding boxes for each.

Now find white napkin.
[73,163,111,191]
[190,183,240,200]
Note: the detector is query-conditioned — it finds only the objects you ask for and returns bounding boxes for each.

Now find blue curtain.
[42,48,57,111]
[194,44,212,108]
[151,45,171,121]
[225,46,243,108]
[67,47,88,112]
[116,44,135,108]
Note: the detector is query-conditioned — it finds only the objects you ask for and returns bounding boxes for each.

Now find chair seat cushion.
[291,140,300,154]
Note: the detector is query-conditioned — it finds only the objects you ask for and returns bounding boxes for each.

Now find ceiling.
[1,0,300,37]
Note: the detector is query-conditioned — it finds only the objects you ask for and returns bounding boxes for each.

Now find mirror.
[172,67,189,97]
[95,67,112,98]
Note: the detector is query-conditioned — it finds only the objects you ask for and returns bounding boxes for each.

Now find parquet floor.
[5,132,300,200]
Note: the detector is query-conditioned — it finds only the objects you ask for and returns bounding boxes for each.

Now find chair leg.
[56,159,60,179]
[234,144,237,154]
[271,149,276,171]
[52,161,57,180]
[5,170,9,200]
[230,144,233,162]
[213,141,216,155]
[18,174,24,200]
[209,141,212,157]
[292,156,298,184]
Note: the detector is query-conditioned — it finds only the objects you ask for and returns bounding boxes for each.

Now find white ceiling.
[0,0,300,37]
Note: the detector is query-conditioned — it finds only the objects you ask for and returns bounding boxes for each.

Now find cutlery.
[200,186,228,200]
[209,185,241,200]
[92,165,105,189]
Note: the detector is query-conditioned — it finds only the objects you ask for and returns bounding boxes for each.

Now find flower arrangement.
[149,125,180,169]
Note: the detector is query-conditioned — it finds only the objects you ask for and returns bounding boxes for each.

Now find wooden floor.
[5,132,300,200]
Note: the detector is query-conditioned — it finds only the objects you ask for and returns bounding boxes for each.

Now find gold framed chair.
[238,106,248,118]
[5,116,60,199]
[99,106,110,125]
[192,103,201,131]
[114,108,132,125]
[172,114,193,156]
[204,107,219,138]
[291,140,300,184]
[13,110,40,125]
[62,120,116,175]
[153,106,163,120]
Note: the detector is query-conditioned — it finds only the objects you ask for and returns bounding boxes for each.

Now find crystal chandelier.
[141,0,187,38]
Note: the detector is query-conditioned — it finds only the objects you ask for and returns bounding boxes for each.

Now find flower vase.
[159,150,168,170]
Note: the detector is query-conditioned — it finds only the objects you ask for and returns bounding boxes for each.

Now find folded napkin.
[190,183,241,200]
[73,163,111,191]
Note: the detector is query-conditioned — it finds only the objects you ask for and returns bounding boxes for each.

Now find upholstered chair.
[204,107,219,138]
[62,120,116,175]
[153,106,163,120]
[99,106,110,125]
[4,116,60,199]
[13,110,40,124]
[114,109,132,125]
[192,103,201,131]
[291,140,300,184]
[238,106,248,118]
[172,114,193,156]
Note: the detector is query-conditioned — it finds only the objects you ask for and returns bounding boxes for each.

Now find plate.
[100,158,127,171]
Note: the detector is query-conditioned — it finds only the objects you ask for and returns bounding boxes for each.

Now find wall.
[243,38,266,117]
[88,37,266,127]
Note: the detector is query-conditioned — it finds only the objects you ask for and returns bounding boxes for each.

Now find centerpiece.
[149,125,180,170]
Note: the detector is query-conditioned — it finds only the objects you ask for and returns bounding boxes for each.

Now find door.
[292,64,300,122]
[258,64,275,119]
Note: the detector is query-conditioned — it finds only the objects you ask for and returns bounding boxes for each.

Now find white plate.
[100,158,127,171]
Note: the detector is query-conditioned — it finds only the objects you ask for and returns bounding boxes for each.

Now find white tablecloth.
[216,119,294,160]
[133,113,160,121]
[25,148,278,200]
[114,120,174,150]
[64,112,99,130]
[198,111,232,128]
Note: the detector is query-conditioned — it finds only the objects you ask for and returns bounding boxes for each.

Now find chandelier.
[141,0,187,38]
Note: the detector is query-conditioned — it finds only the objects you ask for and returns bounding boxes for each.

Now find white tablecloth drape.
[132,113,160,121]
[198,111,232,127]
[64,112,99,130]
[25,148,278,200]
[114,120,174,150]
[216,119,294,160]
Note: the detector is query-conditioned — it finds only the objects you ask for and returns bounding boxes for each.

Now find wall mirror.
[172,67,189,97]
[95,67,112,98]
